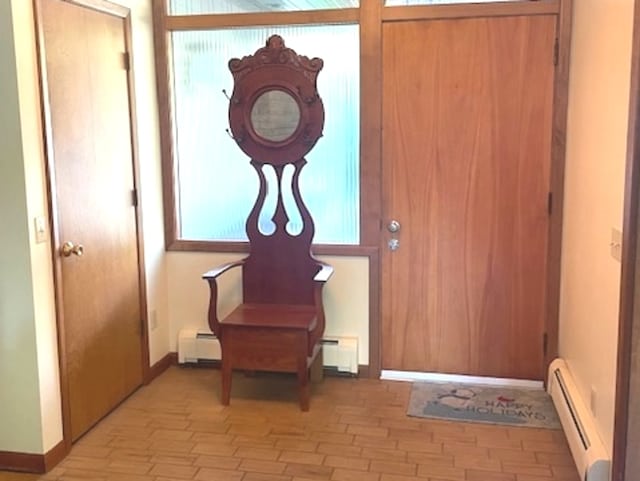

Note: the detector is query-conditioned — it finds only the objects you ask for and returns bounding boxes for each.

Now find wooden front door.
[40,0,145,440]
[381,15,556,380]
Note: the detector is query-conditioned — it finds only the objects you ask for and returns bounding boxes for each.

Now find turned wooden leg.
[221,354,232,406]
[297,356,310,411]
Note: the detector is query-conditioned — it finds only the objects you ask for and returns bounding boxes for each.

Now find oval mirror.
[250,90,301,142]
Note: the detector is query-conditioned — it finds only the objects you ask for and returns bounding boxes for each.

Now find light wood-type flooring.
[1,366,579,481]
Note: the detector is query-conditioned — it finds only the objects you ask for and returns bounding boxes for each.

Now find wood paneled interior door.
[381,15,556,380]
[40,0,144,440]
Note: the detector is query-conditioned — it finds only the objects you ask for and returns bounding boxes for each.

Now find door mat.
[407,381,561,429]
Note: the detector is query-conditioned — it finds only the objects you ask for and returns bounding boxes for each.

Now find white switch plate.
[150,310,158,331]
[34,216,47,244]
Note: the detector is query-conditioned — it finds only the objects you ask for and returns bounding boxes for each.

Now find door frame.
[33,0,150,451]
[612,1,640,479]
[373,0,573,379]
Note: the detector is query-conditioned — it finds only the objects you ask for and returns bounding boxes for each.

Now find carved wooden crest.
[227,35,325,165]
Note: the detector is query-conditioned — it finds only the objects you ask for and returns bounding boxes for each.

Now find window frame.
[152,2,380,255]
[151,0,559,256]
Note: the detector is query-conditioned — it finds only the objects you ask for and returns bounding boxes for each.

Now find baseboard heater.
[320,336,358,375]
[547,359,610,481]
[177,329,221,364]
[178,329,358,375]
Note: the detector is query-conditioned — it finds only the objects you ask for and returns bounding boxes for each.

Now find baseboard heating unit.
[547,359,610,481]
[178,329,358,375]
[178,329,221,363]
[320,337,358,375]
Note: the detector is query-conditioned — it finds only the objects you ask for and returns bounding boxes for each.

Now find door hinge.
[123,52,131,71]
[547,192,553,215]
[553,38,559,66]
[131,188,138,207]
[543,332,548,356]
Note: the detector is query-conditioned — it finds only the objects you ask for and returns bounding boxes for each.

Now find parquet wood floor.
[1,366,579,481]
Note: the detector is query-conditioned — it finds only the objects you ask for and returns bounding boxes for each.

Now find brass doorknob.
[61,241,84,257]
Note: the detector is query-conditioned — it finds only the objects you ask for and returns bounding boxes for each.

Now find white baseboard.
[380,370,543,389]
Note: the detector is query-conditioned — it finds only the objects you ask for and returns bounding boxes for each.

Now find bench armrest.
[313,262,334,283]
[202,259,245,280]
[310,262,333,351]
[202,259,245,338]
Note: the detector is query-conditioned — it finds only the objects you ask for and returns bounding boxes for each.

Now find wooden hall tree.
[203,35,333,411]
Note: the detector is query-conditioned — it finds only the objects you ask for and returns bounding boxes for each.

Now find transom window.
[385,0,517,5]
[169,0,359,14]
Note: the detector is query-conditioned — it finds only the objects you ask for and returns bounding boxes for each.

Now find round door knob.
[388,220,401,233]
[61,241,84,257]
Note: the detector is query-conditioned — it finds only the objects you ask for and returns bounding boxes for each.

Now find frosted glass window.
[385,0,517,5]
[171,25,360,244]
[169,0,358,15]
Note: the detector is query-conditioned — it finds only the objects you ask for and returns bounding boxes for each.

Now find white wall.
[560,0,635,456]
[166,253,370,364]
[0,0,49,454]
[12,0,64,453]
[0,0,167,455]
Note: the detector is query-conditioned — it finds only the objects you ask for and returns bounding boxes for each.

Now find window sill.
[167,239,378,256]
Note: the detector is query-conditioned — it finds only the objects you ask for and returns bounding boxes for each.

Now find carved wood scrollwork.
[227,35,325,166]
